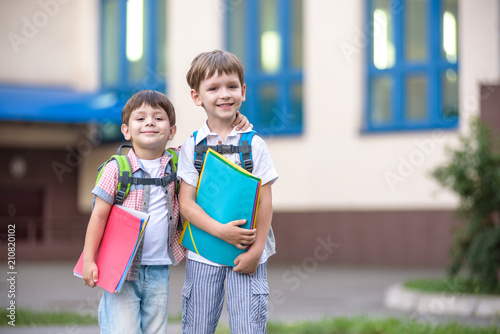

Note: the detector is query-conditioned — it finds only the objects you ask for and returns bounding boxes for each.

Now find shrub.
[432,118,500,293]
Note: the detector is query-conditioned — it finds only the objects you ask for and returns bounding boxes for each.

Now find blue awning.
[0,85,125,124]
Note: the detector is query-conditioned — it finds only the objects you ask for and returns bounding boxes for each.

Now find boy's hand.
[217,219,256,249]
[83,261,99,288]
[233,112,253,131]
[233,251,260,275]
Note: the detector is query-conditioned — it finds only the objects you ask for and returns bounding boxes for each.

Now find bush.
[432,118,500,293]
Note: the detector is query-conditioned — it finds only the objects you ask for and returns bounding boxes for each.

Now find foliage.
[214,316,500,334]
[431,119,500,293]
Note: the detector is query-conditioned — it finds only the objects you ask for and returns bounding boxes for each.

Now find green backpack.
[95,144,179,205]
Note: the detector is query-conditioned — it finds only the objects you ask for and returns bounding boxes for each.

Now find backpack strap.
[165,148,182,230]
[94,155,130,207]
[119,149,179,195]
[166,148,178,173]
[95,154,133,205]
[111,144,134,205]
[239,130,256,173]
[166,148,179,193]
[120,173,176,187]
[193,131,205,173]
[193,130,257,173]
[95,145,179,206]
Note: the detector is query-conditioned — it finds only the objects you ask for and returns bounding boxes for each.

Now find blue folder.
[179,148,262,266]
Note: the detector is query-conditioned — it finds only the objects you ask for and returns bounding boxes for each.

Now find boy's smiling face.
[121,103,176,157]
[191,71,246,125]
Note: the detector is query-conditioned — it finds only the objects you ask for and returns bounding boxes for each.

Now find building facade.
[1,0,498,265]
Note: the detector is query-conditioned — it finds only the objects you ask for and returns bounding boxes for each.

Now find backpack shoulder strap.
[193,131,207,173]
[166,148,178,173]
[113,155,132,205]
[166,148,179,193]
[113,144,134,204]
[95,154,132,205]
[239,130,256,173]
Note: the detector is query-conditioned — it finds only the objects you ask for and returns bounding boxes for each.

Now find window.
[99,0,167,141]
[365,0,459,132]
[101,0,167,95]
[226,0,303,136]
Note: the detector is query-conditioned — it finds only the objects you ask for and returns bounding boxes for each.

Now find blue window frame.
[101,0,167,97]
[365,0,459,132]
[225,0,303,136]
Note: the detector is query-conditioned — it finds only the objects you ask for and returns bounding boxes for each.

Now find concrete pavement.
[0,261,498,333]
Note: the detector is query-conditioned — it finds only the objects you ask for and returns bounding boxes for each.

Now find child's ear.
[121,124,132,141]
[241,83,246,102]
[190,89,203,107]
[168,125,177,141]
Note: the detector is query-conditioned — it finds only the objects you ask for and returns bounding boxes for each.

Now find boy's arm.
[233,182,273,275]
[82,197,112,287]
[179,180,257,249]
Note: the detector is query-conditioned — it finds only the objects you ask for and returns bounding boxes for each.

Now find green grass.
[3,309,499,333]
[0,308,184,327]
[214,316,500,334]
[404,277,500,295]
[0,308,98,327]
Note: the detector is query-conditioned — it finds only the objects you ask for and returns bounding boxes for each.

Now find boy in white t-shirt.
[178,50,279,334]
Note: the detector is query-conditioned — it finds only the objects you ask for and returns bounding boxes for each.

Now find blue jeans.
[98,265,170,334]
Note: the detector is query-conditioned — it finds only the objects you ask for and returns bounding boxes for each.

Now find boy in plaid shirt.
[82,90,250,333]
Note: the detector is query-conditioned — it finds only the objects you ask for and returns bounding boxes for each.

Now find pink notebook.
[74,205,149,293]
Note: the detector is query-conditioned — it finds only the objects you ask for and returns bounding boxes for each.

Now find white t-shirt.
[178,122,279,266]
[139,158,172,265]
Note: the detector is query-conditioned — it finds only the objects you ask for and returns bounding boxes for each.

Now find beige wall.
[459,0,500,132]
[168,0,226,148]
[0,0,99,91]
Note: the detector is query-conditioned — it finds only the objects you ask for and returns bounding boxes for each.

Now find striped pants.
[182,259,269,334]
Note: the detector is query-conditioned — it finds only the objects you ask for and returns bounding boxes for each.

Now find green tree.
[432,118,500,293]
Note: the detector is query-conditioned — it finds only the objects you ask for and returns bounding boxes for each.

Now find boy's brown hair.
[122,90,176,126]
[186,50,245,92]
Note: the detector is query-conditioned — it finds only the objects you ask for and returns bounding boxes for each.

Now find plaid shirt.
[92,148,186,281]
